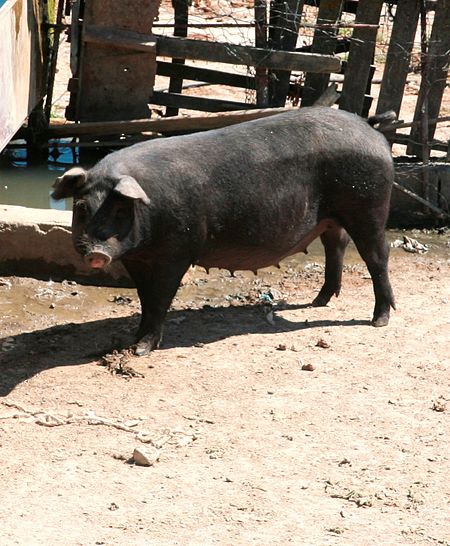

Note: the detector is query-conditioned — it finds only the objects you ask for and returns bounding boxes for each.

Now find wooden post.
[376,0,420,117]
[268,0,305,107]
[166,0,189,117]
[302,0,344,107]
[339,0,384,114]
[407,0,450,157]
[75,0,159,122]
[254,0,269,107]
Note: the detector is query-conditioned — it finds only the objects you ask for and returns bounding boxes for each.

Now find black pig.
[52,107,395,355]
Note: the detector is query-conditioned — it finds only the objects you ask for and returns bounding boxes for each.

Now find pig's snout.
[85,251,112,269]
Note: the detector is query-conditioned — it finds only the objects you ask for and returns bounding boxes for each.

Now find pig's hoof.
[371,315,389,327]
[311,295,329,307]
[133,334,161,356]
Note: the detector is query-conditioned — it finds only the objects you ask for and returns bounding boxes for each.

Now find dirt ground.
[1,3,449,545]
[0,236,449,546]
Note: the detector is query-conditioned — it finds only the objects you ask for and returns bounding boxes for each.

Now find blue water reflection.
[0,141,85,210]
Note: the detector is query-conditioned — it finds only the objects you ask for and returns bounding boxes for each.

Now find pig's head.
[52,166,150,269]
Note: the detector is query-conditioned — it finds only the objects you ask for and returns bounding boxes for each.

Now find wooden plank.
[166,0,189,117]
[254,0,269,107]
[376,0,420,117]
[155,34,341,73]
[156,61,257,89]
[83,24,157,52]
[407,0,450,156]
[151,91,258,113]
[46,107,289,137]
[339,0,384,115]
[302,0,344,107]
[269,0,305,106]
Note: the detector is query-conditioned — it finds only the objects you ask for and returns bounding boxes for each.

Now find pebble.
[133,446,160,467]
[301,363,315,371]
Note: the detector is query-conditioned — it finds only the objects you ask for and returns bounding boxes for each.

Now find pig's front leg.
[122,257,191,356]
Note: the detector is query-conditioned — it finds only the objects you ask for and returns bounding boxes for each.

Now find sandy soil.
[1,3,449,545]
[0,238,449,546]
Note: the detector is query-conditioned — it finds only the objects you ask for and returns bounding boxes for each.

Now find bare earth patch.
[0,241,449,545]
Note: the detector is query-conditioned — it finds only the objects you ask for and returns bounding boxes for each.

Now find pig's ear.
[114,176,150,206]
[51,167,87,200]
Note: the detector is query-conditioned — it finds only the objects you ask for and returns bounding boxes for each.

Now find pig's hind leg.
[312,224,350,307]
[341,209,395,327]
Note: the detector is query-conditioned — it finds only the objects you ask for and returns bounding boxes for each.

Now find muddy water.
[0,144,80,210]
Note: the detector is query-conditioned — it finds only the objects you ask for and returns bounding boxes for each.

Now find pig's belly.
[196,218,336,272]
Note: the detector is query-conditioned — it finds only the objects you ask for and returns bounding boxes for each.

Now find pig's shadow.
[0,303,369,396]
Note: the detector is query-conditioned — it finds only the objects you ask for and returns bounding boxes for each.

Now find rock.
[301,362,315,371]
[133,446,160,467]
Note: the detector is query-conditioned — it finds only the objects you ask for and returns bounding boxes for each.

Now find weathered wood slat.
[339,0,384,115]
[376,0,420,117]
[269,0,305,106]
[46,107,289,137]
[155,34,341,73]
[150,91,258,113]
[302,0,344,107]
[83,24,157,52]
[166,0,189,117]
[156,61,257,89]
[254,0,269,107]
[407,0,450,156]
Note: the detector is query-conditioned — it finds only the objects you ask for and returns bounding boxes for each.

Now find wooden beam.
[156,61,257,89]
[150,91,257,113]
[268,0,305,106]
[376,0,420,117]
[83,24,157,52]
[155,34,341,73]
[339,0,384,115]
[166,0,189,117]
[254,0,269,107]
[46,107,289,138]
[302,0,344,107]
[407,0,450,156]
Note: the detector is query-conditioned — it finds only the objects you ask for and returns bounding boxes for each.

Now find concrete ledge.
[0,205,131,286]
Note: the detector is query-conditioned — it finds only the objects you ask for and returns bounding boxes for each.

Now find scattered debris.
[99,349,144,378]
[338,458,352,467]
[132,446,160,467]
[326,483,373,507]
[327,527,345,535]
[431,397,447,412]
[316,338,330,349]
[109,295,133,305]
[391,235,429,254]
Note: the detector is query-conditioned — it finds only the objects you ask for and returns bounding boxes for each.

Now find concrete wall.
[0,205,131,285]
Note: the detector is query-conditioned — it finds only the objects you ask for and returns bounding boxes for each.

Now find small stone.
[276,344,287,351]
[431,398,446,412]
[49,303,56,309]
[316,338,330,349]
[133,446,160,467]
[301,363,315,371]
